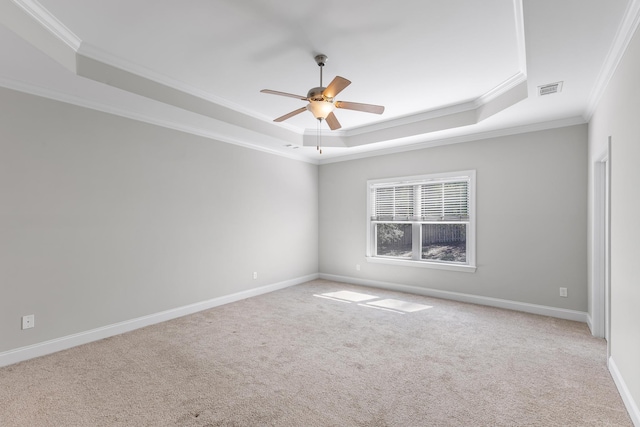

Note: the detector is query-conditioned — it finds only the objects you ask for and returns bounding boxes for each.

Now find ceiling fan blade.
[325,112,342,130]
[260,89,307,100]
[335,101,385,114]
[274,107,307,122]
[323,76,351,99]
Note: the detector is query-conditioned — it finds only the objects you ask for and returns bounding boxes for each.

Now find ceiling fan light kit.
[306,99,335,119]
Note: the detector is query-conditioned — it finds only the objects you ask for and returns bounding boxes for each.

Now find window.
[366,170,476,272]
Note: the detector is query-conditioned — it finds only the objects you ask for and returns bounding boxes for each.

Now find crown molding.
[5,0,301,134]
[75,44,304,148]
[10,0,81,50]
[339,99,478,137]
[474,72,527,106]
[323,72,527,140]
[77,43,308,135]
[304,78,527,149]
[584,0,640,120]
[513,0,527,73]
[0,77,316,164]
[0,74,586,167]
[8,0,243,116]
[317,116,586,165]
[77,43,258,119]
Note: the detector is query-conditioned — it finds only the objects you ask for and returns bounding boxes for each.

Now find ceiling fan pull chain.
[317,118,323,154]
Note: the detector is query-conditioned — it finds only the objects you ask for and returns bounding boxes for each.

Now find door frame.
[592,138,611,358]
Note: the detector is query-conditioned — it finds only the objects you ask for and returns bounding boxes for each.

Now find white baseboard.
[586,313,594,334]
[0,273,319,368]
[319,273,588,323]
[609,357,640,426]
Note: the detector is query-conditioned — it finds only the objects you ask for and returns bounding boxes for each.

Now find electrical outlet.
[559,287,568,297]
[253,272,257,280]
[22,314,35,330]
[356,264,361,271]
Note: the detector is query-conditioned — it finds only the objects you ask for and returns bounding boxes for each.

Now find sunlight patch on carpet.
[357,303,406,314]
[365,299,432,313]
[313,294,353,303]
[314,290,433,314]
[316,290,379,302]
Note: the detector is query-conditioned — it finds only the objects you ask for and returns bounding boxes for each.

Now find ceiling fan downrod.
[315,54,328,88]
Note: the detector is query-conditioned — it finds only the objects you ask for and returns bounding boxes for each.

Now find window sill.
[366,256,477,273]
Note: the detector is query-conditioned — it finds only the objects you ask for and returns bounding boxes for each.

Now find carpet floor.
[0,279,632,426]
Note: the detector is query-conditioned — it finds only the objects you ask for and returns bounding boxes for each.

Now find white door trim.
[591,138,611,355]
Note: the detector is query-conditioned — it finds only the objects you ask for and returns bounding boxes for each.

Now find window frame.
[366,170,476,273]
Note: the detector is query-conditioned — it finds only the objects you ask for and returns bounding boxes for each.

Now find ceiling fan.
[260,54,385,130]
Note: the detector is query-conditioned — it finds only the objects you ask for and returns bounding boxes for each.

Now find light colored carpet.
[0,279,632,426]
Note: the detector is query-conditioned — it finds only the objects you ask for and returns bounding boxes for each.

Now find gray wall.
[588,22,640,417]
[319,125,588,311]
[0,88,318,353]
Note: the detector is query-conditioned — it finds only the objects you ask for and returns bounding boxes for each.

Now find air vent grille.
[538,81,563,96]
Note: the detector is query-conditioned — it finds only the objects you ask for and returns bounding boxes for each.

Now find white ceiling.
[0,0,636,163]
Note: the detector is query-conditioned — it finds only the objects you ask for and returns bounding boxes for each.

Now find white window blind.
[421,181,469,220]
[372,178,469,221]
[371,185,414,220]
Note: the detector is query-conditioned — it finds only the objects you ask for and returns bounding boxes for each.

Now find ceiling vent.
[538,81,563,96]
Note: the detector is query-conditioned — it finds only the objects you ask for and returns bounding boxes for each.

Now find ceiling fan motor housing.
[307,87,328,101]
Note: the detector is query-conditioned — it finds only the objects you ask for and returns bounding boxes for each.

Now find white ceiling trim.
[2,70,573,168]
[77,42,265,123]
[4,0,303,146]
[513,0,527,73]
[10,0,81,50]
[302,78,528,148]
[317,116,587,165]
[475,71,527,106]
[0,76,314,164]
[315,70,527,141]
[0,0,77,71]
[329,99,479,138]
[585,0,640,120]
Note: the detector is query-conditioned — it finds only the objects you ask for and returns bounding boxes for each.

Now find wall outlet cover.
[22,314,35,330]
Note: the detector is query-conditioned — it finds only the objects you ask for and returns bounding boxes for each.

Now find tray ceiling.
[0,0,635,162]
